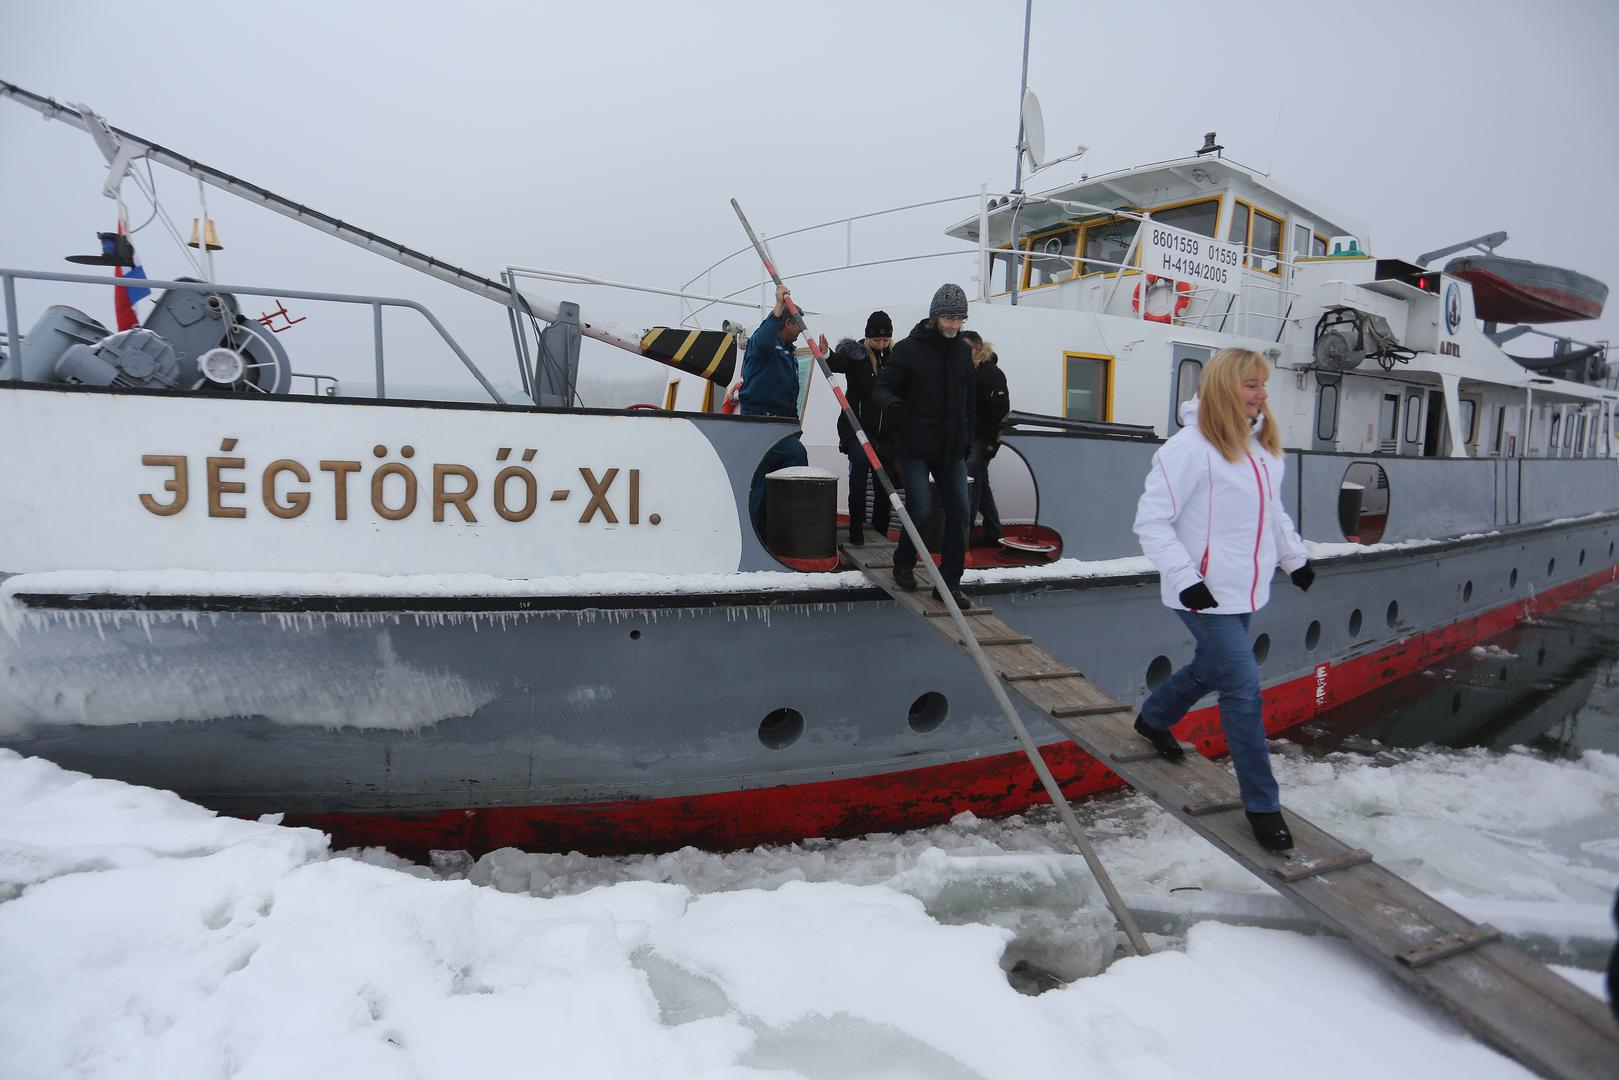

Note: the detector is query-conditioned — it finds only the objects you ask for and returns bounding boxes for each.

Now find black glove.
[985,440,1000,459]
[834,337,865,365]
[1290,563,1315,592]
[1179,581,1218,611]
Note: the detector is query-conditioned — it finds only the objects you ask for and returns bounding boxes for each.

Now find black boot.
[892,564,917,591]
[1132,715,1184,761]
[1246,810,1294,852]
[848,521,865,545]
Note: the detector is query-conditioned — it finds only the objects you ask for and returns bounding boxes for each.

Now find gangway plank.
[842,538,1619,1080]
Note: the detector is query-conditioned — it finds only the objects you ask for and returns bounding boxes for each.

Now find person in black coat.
[871,283,976,606]
[827,311,896,544]
[962,330,1009,546]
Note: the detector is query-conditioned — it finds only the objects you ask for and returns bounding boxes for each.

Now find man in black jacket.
[962,330,1009,546]
[827,311,895,545]
[871,283,975,607]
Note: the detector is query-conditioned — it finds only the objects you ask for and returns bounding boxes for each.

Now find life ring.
[1131,275,1192,323]
[720,380,742,415]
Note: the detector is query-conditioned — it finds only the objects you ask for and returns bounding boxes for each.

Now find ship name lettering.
[1440,340,1462,358]
[138,454,190,516]
[135,444,656,528]
[263,458,312,519]
[206,438,247,519]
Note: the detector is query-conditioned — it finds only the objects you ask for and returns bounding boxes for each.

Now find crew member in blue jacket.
[741,284,808,536]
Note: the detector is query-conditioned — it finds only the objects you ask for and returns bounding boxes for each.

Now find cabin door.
[1399,387,1426,456]
[1168,344,1211,434]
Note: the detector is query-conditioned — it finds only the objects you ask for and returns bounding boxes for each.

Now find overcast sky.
[3,0,1617,396]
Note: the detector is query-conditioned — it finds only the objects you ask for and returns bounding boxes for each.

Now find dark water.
[1294,581,1619,758]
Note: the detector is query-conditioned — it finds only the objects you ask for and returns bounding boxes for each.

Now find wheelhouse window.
[1250,209,1283,274]
[1549,411,1562,452]
[1080,217,1138,276]
[1227,200,1250,249]
[1174,358,1202,426]
[1064,353,1111,421]
[1152,198,1220,239]
[1292,224,1314,259]
[1023,226,1080,288]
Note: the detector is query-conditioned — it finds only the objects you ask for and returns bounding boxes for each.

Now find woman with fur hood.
[1131,348,1314,851]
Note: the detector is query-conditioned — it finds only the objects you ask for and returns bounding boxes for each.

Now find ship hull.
[5,514,1615,857]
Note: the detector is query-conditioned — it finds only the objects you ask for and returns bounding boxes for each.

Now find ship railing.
[0,268,507,404]
[677,191,1002,327]
[675,189,1301,333]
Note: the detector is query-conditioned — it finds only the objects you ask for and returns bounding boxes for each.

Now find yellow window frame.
[1249,207,1285,276]
[1019,223,1082,291]
[1062,351,1113,422]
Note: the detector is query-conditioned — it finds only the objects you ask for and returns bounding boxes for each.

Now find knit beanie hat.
[864,310,893,338]
[928,283,969,320]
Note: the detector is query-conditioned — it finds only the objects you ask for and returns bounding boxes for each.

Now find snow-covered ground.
[1,743,1614,1079]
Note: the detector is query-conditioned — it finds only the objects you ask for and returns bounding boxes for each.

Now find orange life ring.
[1131,275,1192,323]
[720,380,742,415]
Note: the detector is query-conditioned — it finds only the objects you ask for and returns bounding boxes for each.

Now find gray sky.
[3,0,1617,396]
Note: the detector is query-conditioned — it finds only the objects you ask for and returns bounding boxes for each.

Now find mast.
[0,80,647,358]
[1008,0,1033,307]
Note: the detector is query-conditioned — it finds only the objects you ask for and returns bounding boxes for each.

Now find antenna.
[1009,0,1033,306]
[1021,89,1046,173]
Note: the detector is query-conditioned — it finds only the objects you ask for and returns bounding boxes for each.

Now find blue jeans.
[893,457,969,588]
[968,438,1002,542]
[1140,609,1280,813]
[748,435,808,537]
[847,448,894,534]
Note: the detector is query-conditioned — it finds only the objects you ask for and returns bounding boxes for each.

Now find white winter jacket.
[1133,400,1309,614]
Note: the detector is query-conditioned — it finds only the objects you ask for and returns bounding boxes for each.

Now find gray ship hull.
[4,512,1614,856]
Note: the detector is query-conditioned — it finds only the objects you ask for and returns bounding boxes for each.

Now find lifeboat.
[1445,254,1608,323]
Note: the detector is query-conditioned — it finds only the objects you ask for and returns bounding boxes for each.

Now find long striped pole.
[731,198,1148,956]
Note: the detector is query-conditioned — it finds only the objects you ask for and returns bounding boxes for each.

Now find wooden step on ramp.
[842,537,1619,1080]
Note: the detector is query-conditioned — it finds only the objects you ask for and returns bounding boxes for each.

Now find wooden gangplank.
[844,539,1619,1080]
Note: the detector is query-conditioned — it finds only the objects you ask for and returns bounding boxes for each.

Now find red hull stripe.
[294,563,1619,859]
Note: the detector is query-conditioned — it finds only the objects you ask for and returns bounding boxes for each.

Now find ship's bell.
[65,230,136,266]
[187,217,223,251]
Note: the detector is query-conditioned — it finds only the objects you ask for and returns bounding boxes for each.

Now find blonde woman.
[1131,348,1314,851]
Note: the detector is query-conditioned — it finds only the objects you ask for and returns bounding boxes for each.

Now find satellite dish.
[1020,89,1046,171]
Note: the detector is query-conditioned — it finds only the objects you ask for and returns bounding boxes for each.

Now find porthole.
[1385,600,1399,628]
[907,692,948,734]
[1462,581,1473,603]
[1579,548,1586,566]
[629,629,642,640]
[1340,462,1390,544]
[758,708,804,750]
[1450,692,1462,715]
[1509,568,1519,589]
[1305,620,1321,650]
[1609,541,1614,558]
[1547,557,1556,577]
[1146,655,1173,691]
[1536,646,1546,667]
[1348,608,1363,636]
[1252,633,1270,666]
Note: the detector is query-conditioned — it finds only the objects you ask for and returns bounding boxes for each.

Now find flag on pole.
[113,224,149,331]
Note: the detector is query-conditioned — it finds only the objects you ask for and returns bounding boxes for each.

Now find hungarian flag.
[113,224,149,331]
